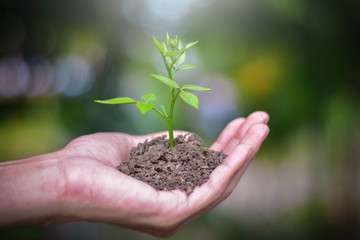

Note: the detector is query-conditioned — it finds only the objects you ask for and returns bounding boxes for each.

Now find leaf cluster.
[95,33,210,116]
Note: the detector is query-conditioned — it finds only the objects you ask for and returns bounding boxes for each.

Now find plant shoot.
[95,33,210,147]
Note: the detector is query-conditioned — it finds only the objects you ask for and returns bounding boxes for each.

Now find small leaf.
[170,39,175,49]
[178,64,195,70]
[178,40,183,51]
[153,36,164,54]
[166,32,170,45]
[174,36,178,46]
[180,91,199,109]
[165,51,180,57]
[94,97,137,104]
[185,40,199,50]
[181,85,211,91]
[136,101,155,114]
[177,52,186,65]
[141,93,157,102]
[151,74,180,88]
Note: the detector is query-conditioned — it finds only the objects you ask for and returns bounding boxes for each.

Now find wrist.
[0,151,75,228]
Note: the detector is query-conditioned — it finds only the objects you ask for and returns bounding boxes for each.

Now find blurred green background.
[1,0,360,239]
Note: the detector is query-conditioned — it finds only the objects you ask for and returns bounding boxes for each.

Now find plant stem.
[168,90,175,147]
[167,89,180,147]
[167,119,174,147]
[162,52,180,148]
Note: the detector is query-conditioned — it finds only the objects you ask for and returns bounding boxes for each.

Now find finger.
[222,123,269,196]
[229,111,269,146]
[210,118,245,152]
[240,123,269,158]
[222,111,269,154]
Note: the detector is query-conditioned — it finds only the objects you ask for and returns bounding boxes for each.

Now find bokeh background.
[1,0,360,239]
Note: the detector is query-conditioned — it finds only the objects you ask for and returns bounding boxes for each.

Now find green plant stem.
[169,92,175,147]
[162,55,172,80]
[168,90,175,147]
[167,89,180,147]
[161,56,175,147]
[167,118,174,147]
[161,52,183,148]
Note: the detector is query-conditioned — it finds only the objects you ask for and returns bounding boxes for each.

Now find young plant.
[95,33,210,147]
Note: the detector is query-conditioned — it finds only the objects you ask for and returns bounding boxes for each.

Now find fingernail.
[254,112,269,123]
[260,113,269,124]
[264,115,269,124]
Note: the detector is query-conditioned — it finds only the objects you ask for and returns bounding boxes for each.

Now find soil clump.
[117,134,226,195]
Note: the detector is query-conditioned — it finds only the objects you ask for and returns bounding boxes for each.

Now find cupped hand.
[58,111,269,237]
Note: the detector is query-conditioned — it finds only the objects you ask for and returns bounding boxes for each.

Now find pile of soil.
[117,134,226,195]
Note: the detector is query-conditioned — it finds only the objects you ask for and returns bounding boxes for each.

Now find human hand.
[58,111,269,237]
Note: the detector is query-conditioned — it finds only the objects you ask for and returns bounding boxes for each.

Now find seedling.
[95,33,210,147]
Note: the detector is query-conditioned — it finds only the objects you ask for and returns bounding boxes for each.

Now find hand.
[58,111,269,237]
[0,111,269,237]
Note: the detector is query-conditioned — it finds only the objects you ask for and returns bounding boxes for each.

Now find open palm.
[59,111,269,237]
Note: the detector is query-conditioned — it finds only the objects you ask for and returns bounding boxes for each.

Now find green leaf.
[180,91,199,109]
[94,97,137,104]
[141,93,157,102]
[151,74,180,88]
[178,40,183,51]
[178,64,195,70]
[174,36,178,46]
[170,39,175,49]
[185,40,199,50]
[166,32,170,45]
[153,36,164,54]
[177,52,186,65]
[136,101,155,114]
[181,85,211,91]
[165,51,180,57]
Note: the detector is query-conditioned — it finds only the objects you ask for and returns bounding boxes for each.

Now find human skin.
[0,111,269,237]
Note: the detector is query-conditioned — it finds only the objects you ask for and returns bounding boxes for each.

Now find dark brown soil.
[117,134,226,195]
